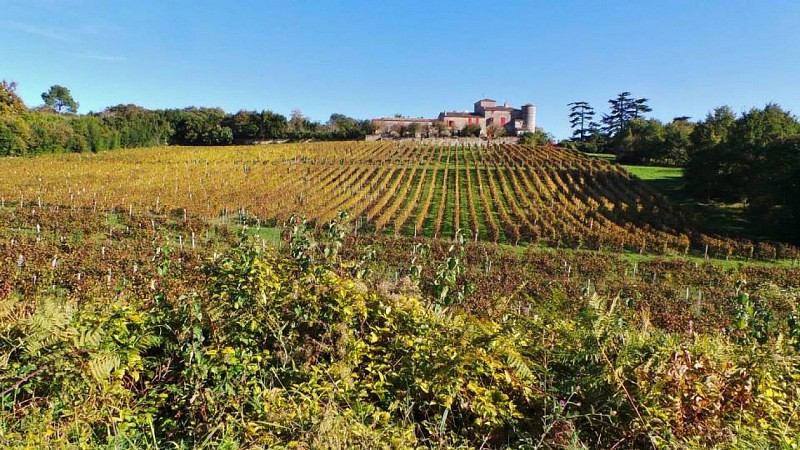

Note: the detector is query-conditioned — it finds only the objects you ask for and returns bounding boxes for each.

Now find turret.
[521,104,536,133]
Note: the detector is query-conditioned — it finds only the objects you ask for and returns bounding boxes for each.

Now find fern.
[135,333,163,351]
[88,351,121,382]
[488,332,536,383]
[23,297,75,356]
[0,294,21,360]
[0,294,18,322]
[503,348,536,382]
[72,326,104,349]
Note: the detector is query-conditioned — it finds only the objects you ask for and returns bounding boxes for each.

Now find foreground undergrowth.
[2,218,800,449]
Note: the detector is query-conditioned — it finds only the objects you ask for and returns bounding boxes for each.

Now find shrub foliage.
[2,231,800,448]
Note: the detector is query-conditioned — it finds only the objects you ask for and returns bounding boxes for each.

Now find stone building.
[372,98,536,137]
[370,117,436,136]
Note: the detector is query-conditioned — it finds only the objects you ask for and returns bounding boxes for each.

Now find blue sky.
[2,0,799,139]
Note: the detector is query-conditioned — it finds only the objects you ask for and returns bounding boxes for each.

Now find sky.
[2,0,799,140]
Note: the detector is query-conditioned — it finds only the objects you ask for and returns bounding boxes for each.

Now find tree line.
[564,93,800,243]
[0,81,376,156]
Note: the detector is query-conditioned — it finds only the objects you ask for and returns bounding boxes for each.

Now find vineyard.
[0,141,793,260]
[3,142,800,448]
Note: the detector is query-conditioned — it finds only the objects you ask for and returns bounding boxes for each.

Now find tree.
[690,106,736,152]
[224,110,260,140]
[685,104,800,211]
[25,112,77,153]
[259,110,287,139]
[100,104,172,147]
[519,128,554,146]
[567,101,595,141]
[431,122,448,137]
[631,97,652,119]
[0,80,27,115]
[169,107,232,145]
[613,118,665,164]
[0,114,31,156]
[41,85,79,114]
[746,137,800,241]
[732,104,800,198]
[612,116,693,166]
[203,125,233,145]
[601,92,650,137]
[486,124,505,139]
[461,124,481,137]
[733,103,800,150]
[357,119,377,137]
[327,113,369,139]
[328,113,358,133]
[289,109,311,132]
[661,118,694,165]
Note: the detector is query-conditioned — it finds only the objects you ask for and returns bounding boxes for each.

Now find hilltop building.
[372,99,536,137]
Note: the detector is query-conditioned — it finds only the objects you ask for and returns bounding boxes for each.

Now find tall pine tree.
[601,92,651,137]
[567,101,595,141]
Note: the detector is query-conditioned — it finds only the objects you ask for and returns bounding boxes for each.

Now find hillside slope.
[0,142,793,259]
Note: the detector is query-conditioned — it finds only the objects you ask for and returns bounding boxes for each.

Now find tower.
[521,104,536,133]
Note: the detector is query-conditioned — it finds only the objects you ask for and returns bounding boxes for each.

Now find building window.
[448,120,454,127]
[500,117,507,126]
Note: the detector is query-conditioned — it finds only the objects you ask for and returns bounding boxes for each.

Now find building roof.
[476,98,496,103]
[483,106,515,112]
[372,117,435,123]
[440,111,482,118]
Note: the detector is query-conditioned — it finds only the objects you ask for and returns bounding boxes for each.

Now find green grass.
[423,168,444,238]
[585,157,756,240]
[616,248,799,269]
[503,240,797,269]
[586,152,616,162]
[247,226,282,243]
[622,165,683,182]
[623,165,687,201]
[440,166,456,239]
[621,164,758,239]
[458,167,471,238]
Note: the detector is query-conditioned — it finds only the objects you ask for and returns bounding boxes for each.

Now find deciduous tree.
[0,80,27,115]
[259,110,287,139]
[461,123,481,137]
[519,128,554,145]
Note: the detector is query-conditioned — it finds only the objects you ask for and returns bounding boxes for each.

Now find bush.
[3,235,800,448]
[0,114,31,156]
[461,124,481,137]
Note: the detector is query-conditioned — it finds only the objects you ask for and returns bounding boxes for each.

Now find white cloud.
[76,53,127,63]
[6,21,75,42]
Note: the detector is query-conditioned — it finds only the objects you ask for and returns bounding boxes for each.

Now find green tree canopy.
[224,110,261,140]
[661,118,694,165]
[685,104,800,241]
[41,85,79,114]
[259,110,288,139]
[734,103,800,150]
[0,114,31,156]
[519,128,554,146]
[690,106,736,152]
